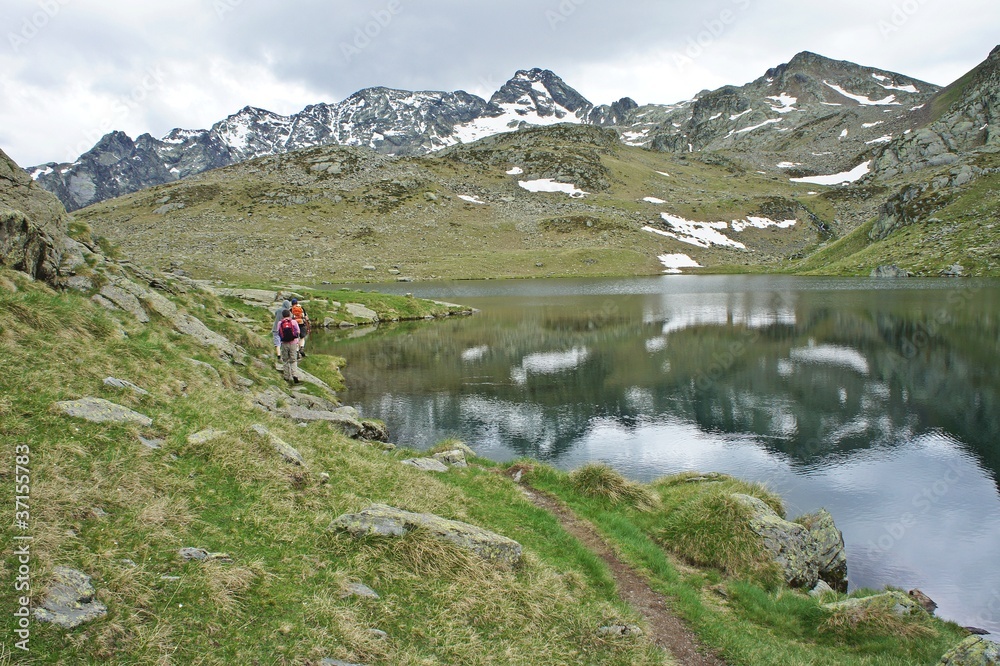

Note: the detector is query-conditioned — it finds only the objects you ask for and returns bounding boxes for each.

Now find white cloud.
[1,0,998,166]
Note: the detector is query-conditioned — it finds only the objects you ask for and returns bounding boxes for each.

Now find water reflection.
[312,276,1000,634]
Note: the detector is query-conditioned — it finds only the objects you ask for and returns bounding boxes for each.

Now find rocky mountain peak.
[489,68,592,119]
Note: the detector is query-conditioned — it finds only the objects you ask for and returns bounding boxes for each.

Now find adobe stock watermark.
[865,457,965,558]
[672,0,752,72]
[545,0,586,31]
[340,1,403,64]
[63,65,167,160]
[8,0,72,53]
[876,0,931,39]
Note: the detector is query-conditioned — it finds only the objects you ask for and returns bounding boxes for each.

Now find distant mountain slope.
[29,69,604,211]
[626,51,937,177]
[872,45,1000,178]
[26,53,947,212]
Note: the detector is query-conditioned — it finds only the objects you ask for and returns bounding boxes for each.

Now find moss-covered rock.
[938,635,1000,665]
[330,503,523,568]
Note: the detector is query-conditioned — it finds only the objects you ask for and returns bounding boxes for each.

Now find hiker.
[272,299,291,358]
[290,298,309,358]
[277,309,301,383]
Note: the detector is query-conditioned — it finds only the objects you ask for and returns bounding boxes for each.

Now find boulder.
[330,503,523,568]
[345,303,379,323]
[433,449,469,468]
[797,508,848,592]
[937,636,1000,665]
[733,494,824,588]
[33,567,107,628]
[55,397,153,427]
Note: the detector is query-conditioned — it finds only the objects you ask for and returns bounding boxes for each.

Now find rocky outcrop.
[34,567,107,628]
[733,494,847,590]
[822,590,923,617]
[938,635,1000,665]
[330,503,523,568]
[1,147,91,285]
[873,45,1000,180]
[55,397,153,427]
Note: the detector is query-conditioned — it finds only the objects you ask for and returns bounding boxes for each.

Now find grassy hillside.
[0,265,975,664]
[74,126,841,284]
[793,151,1000,276]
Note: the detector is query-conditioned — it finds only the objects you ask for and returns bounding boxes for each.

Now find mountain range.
[14,45,1000,281]
[28,48,981,213]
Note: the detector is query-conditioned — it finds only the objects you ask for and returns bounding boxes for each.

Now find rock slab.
[55,397,153,427]
[938,635,1000,666]
[330,503,522,568]
[34,567,107,628]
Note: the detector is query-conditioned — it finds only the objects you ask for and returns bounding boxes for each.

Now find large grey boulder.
[733,494,847,589]
[55,397,153,427]
[330,504,523,568]
[938,636,1000,665]
[34,567,107,628]
[798,509,848,592]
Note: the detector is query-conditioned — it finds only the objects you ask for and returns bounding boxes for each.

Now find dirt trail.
[521,485,728,666]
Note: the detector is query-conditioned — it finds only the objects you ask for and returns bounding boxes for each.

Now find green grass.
[0,267,665,665]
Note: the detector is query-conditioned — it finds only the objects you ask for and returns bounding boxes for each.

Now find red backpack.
[278,318,297,343]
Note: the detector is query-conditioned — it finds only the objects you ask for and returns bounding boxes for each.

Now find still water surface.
[312,275,1000,636]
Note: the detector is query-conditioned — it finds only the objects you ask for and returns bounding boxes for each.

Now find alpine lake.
[309,275,1000,637]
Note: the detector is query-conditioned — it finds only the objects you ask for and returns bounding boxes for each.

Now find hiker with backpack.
[277,309,301,383]
[290,298,309,358]
[272,299,291,358]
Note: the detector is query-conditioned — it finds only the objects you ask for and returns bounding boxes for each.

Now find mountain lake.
[311,275,1000,637]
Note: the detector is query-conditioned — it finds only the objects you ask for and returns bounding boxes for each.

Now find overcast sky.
[2,0,997,167]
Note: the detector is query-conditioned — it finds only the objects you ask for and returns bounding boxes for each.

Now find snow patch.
[862,121,884,128]
[823,81,900,106]
[736,118,781,134]
[865,135,893,145]
[730,216,796,232]
[776,161,802,168]
[790,160,871,185]
[458,195,485,204]
[656,171,671,177]
[506,166,523,175]
[643,196,666,204]
[766,93,798,113]
[518,178,588,198]
[657,253,702,273]
[729,109,752,121]
[30,166,53,180]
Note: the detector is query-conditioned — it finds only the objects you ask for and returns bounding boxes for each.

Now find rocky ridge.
[30,48,995,214]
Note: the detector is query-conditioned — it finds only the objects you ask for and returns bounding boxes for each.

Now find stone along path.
[521,486,728,666]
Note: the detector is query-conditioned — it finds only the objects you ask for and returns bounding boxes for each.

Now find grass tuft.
[569,463,660,512]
